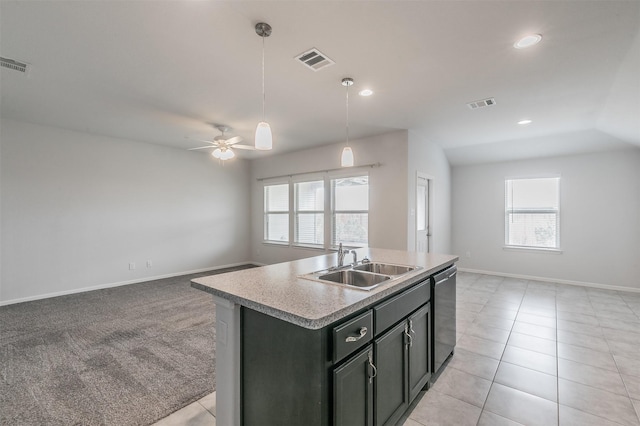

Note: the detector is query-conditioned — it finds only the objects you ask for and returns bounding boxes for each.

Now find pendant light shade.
[341,77,355,167]
[341,146,354,167]
[255,121,272,150]
[255,22,273,150]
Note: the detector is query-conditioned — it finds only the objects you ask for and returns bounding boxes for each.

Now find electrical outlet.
[129,262,136,270]
[466,251,471,258]
[146,260,153,268]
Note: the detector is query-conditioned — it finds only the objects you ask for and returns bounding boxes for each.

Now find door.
[374,322,409,426]
[334,345,374,426]
[416,173,432,253]
[408,304,430,401]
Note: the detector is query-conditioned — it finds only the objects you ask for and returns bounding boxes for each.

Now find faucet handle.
[349,249,358,266]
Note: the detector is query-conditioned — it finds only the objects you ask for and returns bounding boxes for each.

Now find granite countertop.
[191,248,458,330]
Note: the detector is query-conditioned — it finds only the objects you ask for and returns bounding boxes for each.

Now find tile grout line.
[475,277,526,426]
[557,287,640,426]
[411,274,639,426]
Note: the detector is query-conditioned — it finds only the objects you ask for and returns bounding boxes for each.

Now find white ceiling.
[1,1,639,165]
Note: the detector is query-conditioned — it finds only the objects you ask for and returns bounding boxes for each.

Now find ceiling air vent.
[0,57,30,75]
[466,98,496,109]
[295,48,335,72]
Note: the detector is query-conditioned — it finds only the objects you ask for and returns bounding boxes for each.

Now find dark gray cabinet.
[408,304,431,401]
[241,308,329,426]
[334,346,375,426]
[372,303,430,426]
[374,321,409,426]
[240,277,434,426]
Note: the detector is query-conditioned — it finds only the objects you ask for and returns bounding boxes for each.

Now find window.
[264,183,289,243]
[505,177,560,249]
[263,174,369,249]
[332,176,369,247]
[295,180,324,245]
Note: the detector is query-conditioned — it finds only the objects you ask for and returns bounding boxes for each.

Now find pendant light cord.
[346,82,349,145]
[262,35,266,121]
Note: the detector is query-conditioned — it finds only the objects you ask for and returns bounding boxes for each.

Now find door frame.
[415,172,434,253]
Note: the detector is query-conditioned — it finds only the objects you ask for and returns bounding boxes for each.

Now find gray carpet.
[0,265,255,425]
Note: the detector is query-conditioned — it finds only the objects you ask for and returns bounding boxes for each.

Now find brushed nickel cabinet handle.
[345,326,368,342]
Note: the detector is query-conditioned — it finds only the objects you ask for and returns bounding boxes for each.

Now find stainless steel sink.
[318,270,391,290]
[299,260,421,291]
[352,262,417,276]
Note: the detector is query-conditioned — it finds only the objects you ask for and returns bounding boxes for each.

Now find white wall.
[407,131,453,254]
[452,149,640,290]
[250,131,409,265]
[0,119,252,304]
[597,28,640,147]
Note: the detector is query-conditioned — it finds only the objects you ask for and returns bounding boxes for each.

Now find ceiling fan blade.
[188,146,215,151]
[185,136,216,144]
[225,136,243,146]
[232,144,257,150]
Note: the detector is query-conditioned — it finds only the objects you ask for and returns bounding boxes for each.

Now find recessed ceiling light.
[514,34,542,49]
[518,119,532,125]
[359,89,373,97]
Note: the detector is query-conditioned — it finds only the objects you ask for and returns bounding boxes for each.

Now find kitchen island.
[192,248,458,426]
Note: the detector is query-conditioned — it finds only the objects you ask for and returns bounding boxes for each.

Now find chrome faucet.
[337,243,358,268]
[337,243,346,267]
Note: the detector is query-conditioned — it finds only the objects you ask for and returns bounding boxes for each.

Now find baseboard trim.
[0,262,261,306]
[458,268,640,294]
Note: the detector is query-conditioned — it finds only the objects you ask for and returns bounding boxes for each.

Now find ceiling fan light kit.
[188,124,255,161]
[213,147,235,160]
[255,22,273,151]
[341,77,355,167]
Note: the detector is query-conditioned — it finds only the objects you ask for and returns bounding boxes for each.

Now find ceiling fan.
[188,125,255,160]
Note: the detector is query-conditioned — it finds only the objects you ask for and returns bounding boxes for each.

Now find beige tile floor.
[153,272,640,425]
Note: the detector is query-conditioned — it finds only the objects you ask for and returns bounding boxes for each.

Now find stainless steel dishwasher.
[431,264,457,377]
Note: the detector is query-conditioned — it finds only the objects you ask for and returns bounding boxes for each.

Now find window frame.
[293,178,326,248]
[330,175,370,248]
[263,181,291,245]
[262,172,369,250]
[504,176,561,251]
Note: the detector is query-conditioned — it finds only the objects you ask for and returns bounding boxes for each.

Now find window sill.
[262,241,290,247]
[503,246,563,254]
[292,244,326,251]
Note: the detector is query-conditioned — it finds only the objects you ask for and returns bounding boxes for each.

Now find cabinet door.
[374,321,408,426]
[408,304,431,402]
[334,345,374,426]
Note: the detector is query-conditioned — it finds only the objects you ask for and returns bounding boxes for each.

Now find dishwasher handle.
[434,265,457,285]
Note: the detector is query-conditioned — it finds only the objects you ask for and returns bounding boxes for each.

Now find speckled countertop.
[191,248,458,330]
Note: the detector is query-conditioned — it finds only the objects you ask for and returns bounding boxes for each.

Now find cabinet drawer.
[374,280,430,336]
[333,310,374,363]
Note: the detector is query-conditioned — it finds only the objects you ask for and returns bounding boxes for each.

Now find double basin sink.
[301,261,421,291]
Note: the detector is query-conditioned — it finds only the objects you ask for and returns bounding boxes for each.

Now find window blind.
[295,180,324,245]
[332,176,369,246]
[505,177,560,249]
[264,184,289,242]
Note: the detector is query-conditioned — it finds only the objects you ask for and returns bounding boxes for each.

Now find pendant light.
[255,22,273,150]
[341,77,355,167]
